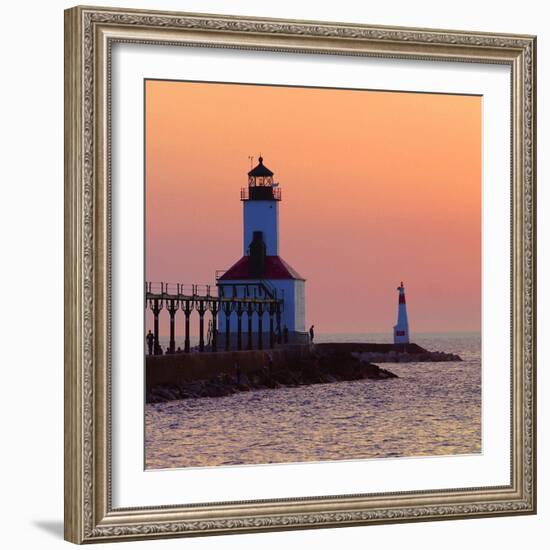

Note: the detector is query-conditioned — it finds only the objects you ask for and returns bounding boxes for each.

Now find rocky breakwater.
[146,345,398,403]
[313,343,462,364]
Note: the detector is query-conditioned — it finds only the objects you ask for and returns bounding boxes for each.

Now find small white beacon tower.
[393,281,410,344]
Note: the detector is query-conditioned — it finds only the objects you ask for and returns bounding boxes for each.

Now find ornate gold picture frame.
[64,5,536,544]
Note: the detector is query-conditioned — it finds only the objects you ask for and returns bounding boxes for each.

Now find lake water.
[145,332,481,469]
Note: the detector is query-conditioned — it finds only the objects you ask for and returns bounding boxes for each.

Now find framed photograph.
[64,5,537,544]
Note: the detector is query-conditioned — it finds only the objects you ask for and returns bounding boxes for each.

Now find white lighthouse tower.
[216,156,307,348]
[393,282,410,344]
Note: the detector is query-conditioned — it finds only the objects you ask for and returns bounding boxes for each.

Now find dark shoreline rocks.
[146,342,463,404]
[147,351,398,403]
[314,343,462,363]
[351,350,462,363]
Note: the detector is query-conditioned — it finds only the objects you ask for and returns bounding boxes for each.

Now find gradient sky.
[146,80,481,334]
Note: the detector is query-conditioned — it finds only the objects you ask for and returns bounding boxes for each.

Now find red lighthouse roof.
[219,255,305,281]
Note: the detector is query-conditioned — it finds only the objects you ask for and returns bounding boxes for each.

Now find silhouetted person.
[176,346,182,353]
[283,325,289,344]
[207,320,213,347]
[146,330,154,355]
[309,325,315,343]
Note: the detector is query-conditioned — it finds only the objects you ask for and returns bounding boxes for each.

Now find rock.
[147,347,403,402]
[320,373,338,384]
[272,368,296,385]
[377,367,399,379]
[185,382,204,395]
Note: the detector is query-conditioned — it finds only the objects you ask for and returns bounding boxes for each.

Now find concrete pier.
[147,345,312,387]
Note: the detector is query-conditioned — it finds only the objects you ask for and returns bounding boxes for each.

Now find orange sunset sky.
[146,80,481,335]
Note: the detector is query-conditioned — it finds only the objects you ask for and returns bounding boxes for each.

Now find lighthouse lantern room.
[217,157,307,348]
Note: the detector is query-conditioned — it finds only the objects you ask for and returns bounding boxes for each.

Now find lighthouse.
[393,282,410,344]
[216,156,307,348]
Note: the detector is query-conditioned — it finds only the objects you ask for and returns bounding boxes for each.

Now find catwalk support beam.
[145,282,284,353]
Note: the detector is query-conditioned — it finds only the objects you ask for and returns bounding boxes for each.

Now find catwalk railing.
[145,282,285,354]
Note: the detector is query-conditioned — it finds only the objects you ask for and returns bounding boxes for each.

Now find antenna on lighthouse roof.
[248,155,254,170]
